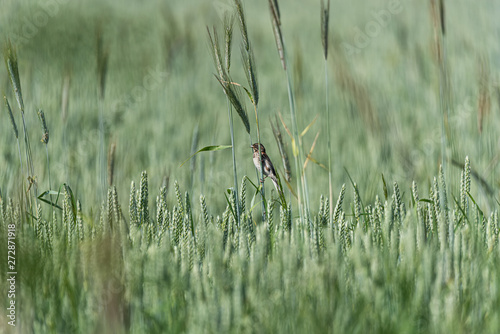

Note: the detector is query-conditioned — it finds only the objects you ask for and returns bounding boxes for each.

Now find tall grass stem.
[227,102,241,225]
[325,59,332,226]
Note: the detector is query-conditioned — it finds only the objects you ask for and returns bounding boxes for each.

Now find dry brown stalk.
[303,131,320,171]
[108,142,116,187]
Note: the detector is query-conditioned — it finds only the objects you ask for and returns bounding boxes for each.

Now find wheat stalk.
[234,0,258,106]
[207,15,243,225]
[207,27,251,134]
[37,109,53,212]
[233,0,266,221]
[4,41,38,214]
[4,96,23,178]
[430,0,450,168]
[270,115,291,183]
[268,0,311,223]
[223,14,242,226]
[96,27,109,203]
[320,0,333,226]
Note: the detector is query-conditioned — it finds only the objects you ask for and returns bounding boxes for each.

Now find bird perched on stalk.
[251,143,279,191]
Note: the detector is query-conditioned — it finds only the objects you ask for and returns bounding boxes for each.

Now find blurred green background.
[1,0,499,215]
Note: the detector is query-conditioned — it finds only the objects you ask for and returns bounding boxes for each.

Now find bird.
[251,143,279,191]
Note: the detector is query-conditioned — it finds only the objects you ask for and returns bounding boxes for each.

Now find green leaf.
[224,191,237,221]
[467,191,484,216]
[453,195,470,226]
[64,183,77,217]
[38,197,63,210]
[240,84,255,105]
[39,190,60,197]
[381,173,388,201]
[38,183,77,213]
[345,167,363,209]
[419,199,433,204]
[180,145,232,167]
[244,175,264,213]
[38,188,64,210]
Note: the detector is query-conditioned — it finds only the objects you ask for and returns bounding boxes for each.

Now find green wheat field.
[1,0,500,332]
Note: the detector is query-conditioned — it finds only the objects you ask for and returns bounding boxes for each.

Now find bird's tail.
[270,175,279,192]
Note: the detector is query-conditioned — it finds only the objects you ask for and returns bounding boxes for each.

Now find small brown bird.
[251,143,279,191]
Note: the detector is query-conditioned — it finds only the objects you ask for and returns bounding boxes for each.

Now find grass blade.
[180,145,232,167]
